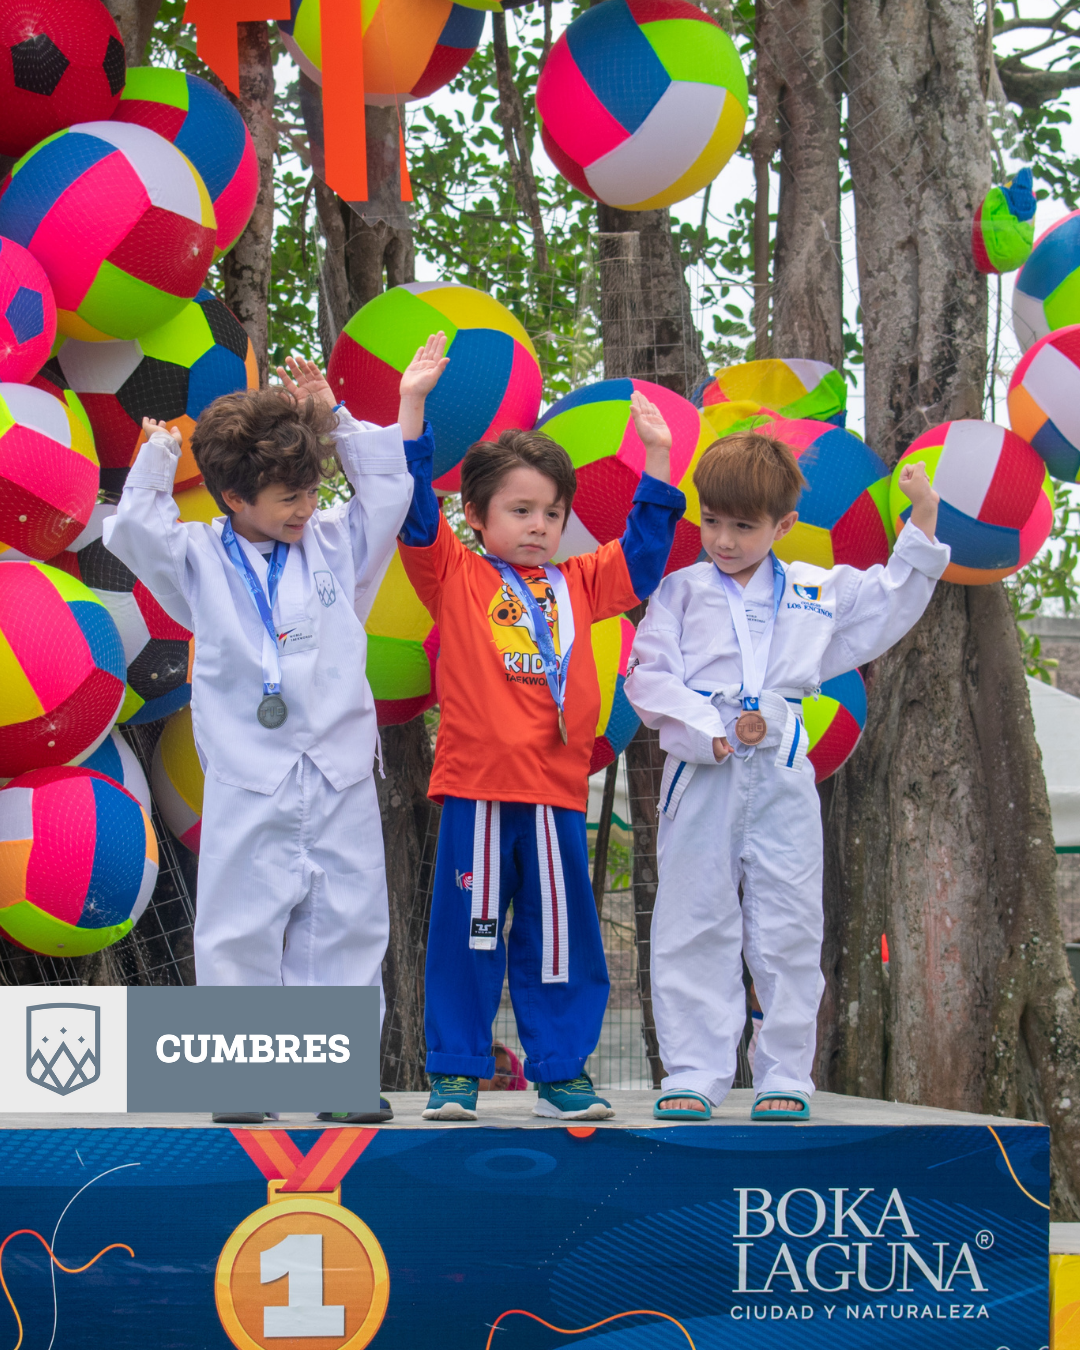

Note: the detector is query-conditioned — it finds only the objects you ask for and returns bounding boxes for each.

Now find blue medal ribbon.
[221,518,289,696]
[484,556,572,727]
[715,553,786,711]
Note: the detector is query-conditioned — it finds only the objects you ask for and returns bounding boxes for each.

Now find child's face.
[464,465,566,566]
[221,481,321,545]
[700,506,797,580]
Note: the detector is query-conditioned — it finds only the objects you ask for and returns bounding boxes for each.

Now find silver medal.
[257,693,288,729]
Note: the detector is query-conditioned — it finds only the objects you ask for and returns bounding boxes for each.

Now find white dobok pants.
[652,751,825,1105]
[195,755,389,999]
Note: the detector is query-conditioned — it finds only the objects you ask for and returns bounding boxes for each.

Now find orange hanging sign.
[320,0,369,201]
[182,0,292,96]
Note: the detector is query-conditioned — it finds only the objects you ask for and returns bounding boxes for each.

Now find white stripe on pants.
[651,751,825,1105]
[195,756,389,1003]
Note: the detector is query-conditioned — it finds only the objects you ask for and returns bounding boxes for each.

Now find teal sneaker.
[422,1074,479,1120]
[534,1072,614,1121]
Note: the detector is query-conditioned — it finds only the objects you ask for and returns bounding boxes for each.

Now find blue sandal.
[751,1091,810,1121]
[653,1090,713,1120]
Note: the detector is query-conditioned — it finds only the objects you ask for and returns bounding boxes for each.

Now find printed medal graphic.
[217,1128,388,1350]
[26,1003,100,1095]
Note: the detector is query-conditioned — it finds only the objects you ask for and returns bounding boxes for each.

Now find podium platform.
[0,1091,1051,1350]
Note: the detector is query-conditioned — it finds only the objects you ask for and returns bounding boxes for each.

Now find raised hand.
[277,355,335,412]
[142,416,182,446]
[897,460,939,506]
[629,390,673,453]
[400,331,450,403]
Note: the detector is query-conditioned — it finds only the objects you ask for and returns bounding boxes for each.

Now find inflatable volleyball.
[1013,209,1080,351]
[329,282,541,492]
[359,550,439,726]
[0,380,98,560]
[68,505,194,726]
[82,728,151,816]
[51,287,258,493]
[541,378,710,574]
[0,0,126,158]
[113,68,258,257]
[591,614,639,774]
[695,358,847,427]
[0,766,157,956]
[536,0,748,210]
[150,705,202,853]
[890,420,1054,585]
[0,235,55,383]
[803,670,867,783]
[0,121,216,342]
[0,561,126,778]
[972,168,1036,276]
[279,0,486,102]
[753,416,892,571]
[1007,324,1080,483]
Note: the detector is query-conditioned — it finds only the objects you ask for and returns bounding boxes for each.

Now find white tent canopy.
[1027,676,1080,851]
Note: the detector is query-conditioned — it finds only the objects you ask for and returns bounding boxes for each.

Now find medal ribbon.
[232,1127,377,1192]
[221,518,289,697]
[714,553,786,710]
[484,556,575,724]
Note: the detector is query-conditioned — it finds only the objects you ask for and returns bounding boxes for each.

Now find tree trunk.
[755,0,844,366]
[222,22,276,386]
[103,0,160,64]
[625,722,665,1088]
[820,0,1080,1218]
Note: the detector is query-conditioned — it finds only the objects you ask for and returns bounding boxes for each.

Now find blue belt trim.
[663,760,687,813]
[785,717,802,768]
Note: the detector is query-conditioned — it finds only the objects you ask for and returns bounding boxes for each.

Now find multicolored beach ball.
[1007,324,1080,483]
[50,287,257,493]
[329,282,542,492]
[541,378,709,574]
[972,168,1036,276]
[360,549,439,726]
[0,561,125,779]
[536,0,748,210]
[751,416,893,570]
[112,68,258,258]
[0,0,126,158]
[150,705,202,853]
[0,120,216,343]
[803,669,867,783]
[174,482,217,524]
[0,235,55,383]
[1013,209,1080,352]
[0,380,98,559]
[591,614,639,775]
[889,420,1054,585]
[695,358,847,428]
[0,765,157,955]
[279,0,486,102]
[67,505,193,726]
[82,727,151,815]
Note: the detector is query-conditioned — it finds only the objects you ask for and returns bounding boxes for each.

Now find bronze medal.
[558,709,568,744]
[735,709,767,746]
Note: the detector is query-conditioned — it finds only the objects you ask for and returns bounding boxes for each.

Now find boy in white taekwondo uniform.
[625,430,946,1122]
[104,353,440,1014]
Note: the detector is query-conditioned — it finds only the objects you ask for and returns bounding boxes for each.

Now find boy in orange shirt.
[397,335,685,1120]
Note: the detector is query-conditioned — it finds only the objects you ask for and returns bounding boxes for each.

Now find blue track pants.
[424,797,610,1083]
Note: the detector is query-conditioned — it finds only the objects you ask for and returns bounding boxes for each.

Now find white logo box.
[0,987,128,1112]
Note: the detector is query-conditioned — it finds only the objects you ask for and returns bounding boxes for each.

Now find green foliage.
[1006,485,1080,680]
[268,169,320,369]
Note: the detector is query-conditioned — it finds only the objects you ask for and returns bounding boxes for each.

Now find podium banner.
[0,986,381,1112]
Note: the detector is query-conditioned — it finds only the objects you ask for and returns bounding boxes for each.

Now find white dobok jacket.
[103,410,413,795]
[625,523,951,769]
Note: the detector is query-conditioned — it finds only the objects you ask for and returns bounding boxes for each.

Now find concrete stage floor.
[0,1088,1031,1130]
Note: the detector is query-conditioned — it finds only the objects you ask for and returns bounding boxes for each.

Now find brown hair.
[460,429,577,544]
[191,389,340,513]
[693,431,806,522]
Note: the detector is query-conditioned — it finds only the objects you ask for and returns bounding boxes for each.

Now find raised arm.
[100,418,196,631]
[625,586,728,764]
[397,332,449,548]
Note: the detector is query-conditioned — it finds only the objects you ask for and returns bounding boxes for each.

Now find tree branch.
[491,13,548,273]
[997,54,1080,107]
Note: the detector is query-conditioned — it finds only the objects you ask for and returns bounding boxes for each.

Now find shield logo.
[794,583,821,601]
[314,571,336,607]
[26,1004,101,1096]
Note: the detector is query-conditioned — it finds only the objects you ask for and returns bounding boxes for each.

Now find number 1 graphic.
[261,1234,345,1337]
